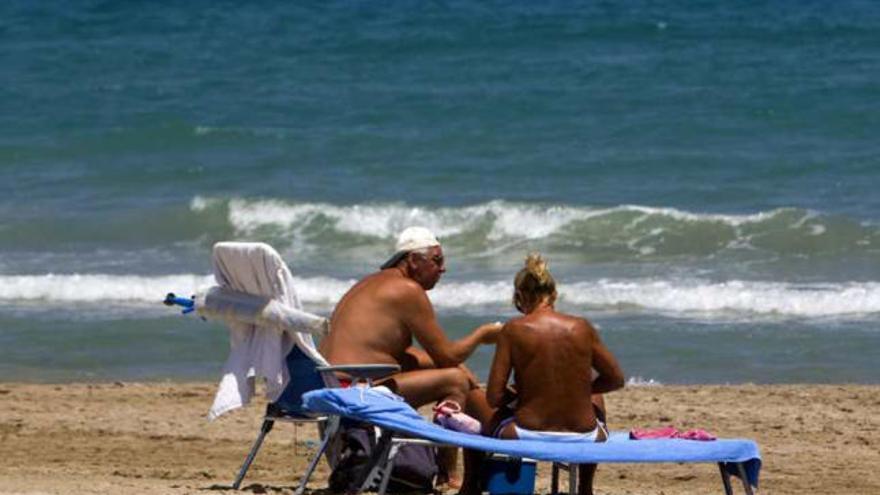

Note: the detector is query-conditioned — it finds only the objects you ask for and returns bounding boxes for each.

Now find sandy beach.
[1,382,878,494]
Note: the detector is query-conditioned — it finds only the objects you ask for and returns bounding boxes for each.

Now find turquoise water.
[2,1,879,383]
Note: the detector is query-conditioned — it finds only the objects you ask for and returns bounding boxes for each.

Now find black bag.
[329,422,438,493]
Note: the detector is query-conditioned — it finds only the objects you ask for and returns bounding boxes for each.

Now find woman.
[485,253,625,495]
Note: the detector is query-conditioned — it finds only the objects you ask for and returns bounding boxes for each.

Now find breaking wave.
[190,197,880,260]
[3,273,880,319]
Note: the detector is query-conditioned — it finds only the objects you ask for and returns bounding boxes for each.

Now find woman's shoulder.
[502,316,527,332]
[550,310,596,328]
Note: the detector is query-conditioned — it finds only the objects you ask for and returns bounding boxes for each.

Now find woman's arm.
[588,322,625,394]
[486,324,513,408]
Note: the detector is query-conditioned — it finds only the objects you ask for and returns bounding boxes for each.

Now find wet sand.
[1,382,878,494]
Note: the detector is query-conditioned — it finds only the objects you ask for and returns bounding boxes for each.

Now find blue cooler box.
[483,455,537,495]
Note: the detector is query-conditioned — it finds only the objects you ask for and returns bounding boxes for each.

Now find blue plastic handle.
[163,293,195,314]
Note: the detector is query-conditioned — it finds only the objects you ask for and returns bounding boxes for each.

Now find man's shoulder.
[369,270,426,301]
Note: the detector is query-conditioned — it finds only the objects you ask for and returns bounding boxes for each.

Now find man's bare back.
[319,242,500,408]
[320,269,420,368]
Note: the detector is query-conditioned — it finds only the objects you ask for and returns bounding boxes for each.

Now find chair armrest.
[316,364,401,382]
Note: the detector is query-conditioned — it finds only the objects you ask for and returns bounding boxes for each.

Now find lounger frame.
[550,460,754,495]
[356,428,756,495]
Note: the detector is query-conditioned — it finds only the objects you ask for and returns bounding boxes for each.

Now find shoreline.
[1,382,878,494]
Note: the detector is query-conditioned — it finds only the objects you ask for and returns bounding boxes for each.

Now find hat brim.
[380,250,410,270]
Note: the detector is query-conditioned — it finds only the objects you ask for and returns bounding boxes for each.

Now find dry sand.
[1,382,878,494]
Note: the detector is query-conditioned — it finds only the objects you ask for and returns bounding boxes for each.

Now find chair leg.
[355,432,394,495]
[294,418,338,495]
[718,463,733,495]
[232,418,275,490]
[551,463,576,495]
[551,463,560,495]
[376,443,402,495]
[736,462,755,495]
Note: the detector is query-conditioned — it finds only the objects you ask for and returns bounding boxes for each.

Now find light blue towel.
[302,387,761,487]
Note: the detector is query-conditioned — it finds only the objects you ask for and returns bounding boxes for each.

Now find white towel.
[207,241,328,420]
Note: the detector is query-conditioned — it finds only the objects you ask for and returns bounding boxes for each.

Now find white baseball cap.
[380,226,441,269]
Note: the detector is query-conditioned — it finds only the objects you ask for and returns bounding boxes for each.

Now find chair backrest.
[212,241,299,305]
[272,345,329,417]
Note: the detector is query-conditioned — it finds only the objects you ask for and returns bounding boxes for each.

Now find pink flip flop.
[433,400,482,435]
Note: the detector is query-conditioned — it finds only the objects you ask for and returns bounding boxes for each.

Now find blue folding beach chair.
[230,345,399,493]
[163,242,399,493]
[231,344,332,491]
[167,291,399,492]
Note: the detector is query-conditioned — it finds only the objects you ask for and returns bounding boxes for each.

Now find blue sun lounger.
[303,387,761,495]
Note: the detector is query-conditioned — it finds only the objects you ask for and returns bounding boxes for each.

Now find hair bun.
[525,252,549,285]
[514,251,557,310]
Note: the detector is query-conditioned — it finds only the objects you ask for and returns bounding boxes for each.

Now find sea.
[2,1,879,385]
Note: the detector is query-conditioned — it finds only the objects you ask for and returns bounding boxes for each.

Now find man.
[320,226,501,485]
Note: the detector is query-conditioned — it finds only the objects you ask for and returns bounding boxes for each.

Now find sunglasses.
[415,253,445,267]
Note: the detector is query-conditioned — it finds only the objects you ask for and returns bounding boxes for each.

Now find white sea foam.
[193,197,796,242]
[617,204,783,227]
[189,195,217,211]
[3,273,880,318]
[221,198,477,238]
[626,376,662,386]
[0,274,216,302]
[562,279,880,317]
[193,125,290,138]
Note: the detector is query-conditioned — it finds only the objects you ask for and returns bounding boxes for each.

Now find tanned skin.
[477,299,624,495]
[319,245,501,487]
[320,245,500,405]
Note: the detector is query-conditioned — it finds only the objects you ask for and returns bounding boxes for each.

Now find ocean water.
[2,1,879,384]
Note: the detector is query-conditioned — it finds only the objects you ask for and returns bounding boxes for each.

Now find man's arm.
[586,321,625,394]
[486,325,513,408]
[399,283,500,368]
[401,346,435,371]
[403,346,482,389]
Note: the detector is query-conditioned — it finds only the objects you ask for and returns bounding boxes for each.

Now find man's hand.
[477,321,504,344]
[458,364,481,389]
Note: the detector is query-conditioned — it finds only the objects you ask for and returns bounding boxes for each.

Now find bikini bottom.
[493,416,608,442]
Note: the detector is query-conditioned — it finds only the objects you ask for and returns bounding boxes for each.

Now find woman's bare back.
[507,310,599,432]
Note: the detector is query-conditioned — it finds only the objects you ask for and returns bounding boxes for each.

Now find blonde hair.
[513,252,557,311]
